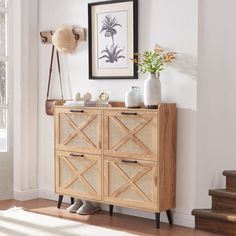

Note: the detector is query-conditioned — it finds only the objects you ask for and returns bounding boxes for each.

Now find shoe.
[76,201,100,215]
[66,199,83,213]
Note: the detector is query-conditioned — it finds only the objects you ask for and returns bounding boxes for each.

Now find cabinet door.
[104,110,158,161]
[55,108,101,154]
[104,157,158,210]
[55,151,101,201]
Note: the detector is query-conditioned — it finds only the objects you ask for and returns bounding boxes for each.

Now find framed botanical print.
[88,0,138,80]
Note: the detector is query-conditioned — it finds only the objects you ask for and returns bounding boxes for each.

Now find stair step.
[192,209,236,235]
[210,189,236,212]
[209,189,236,199]
[212,195,236,212]
[223,170,236,178]
[223,171,236,191]
[192,209,236,222]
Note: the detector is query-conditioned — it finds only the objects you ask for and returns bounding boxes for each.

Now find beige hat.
[52,26,77,54]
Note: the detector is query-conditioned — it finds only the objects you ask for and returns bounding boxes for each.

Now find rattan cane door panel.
[104,157,158,210]
[104,110,158,161]
[55,151,101,201]
[55,108,101,154]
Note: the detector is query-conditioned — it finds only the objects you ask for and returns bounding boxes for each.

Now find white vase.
[144,73,161,108]
[125,86,142,108]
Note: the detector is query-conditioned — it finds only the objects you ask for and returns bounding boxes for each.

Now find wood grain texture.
[55,151,102,201]
[209,189,236,199]
[192,209,236,222]
[195,216,236,235]
[55,108,102,155]
[103,109,158,161]
[158,104,177,211]
[103,157,158,211]
[193,170,236,235]
[101,109,104,202]
[0,199,220,236]
[223,170,236,178]
[226,176,236,191]
[54,104,176,214]
[212,196,236,212]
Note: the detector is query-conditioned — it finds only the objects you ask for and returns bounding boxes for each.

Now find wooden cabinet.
[103,110,158,161]
[55,108,101,154]
[104,157,158,210]
[55,151,101,201]
[54,104,176,226]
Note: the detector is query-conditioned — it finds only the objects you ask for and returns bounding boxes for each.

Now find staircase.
[192,171,236,235]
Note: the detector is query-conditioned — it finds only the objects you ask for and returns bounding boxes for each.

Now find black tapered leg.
[166,210,173,224]
[70,197,75,205]
[155,212,160,229]
[109,205,113,216]
[57,195,63,209]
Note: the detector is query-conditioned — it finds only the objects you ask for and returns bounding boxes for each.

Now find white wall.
[38,0,198,227]
[196,0,236,207]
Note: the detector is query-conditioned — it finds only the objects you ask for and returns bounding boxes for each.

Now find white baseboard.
[173,210,195,228]
[100,205,195,228]
[38,189,71,203]
[14,189,39,201]
[37,189,195,228]
[0,190,13,200]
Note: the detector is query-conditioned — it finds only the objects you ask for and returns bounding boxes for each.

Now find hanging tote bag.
[45,45,64,116]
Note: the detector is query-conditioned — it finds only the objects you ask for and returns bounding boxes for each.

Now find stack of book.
[64,101,98,107]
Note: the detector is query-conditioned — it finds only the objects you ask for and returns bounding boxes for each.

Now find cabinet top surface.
[55,103,176,112]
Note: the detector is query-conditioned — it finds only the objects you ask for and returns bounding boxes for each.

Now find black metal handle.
[122,160,138,164]
[121,112,137,116]
[70,153,84,158]
[70,110,84,113]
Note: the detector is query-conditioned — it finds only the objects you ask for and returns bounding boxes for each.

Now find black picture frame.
[88,0,138,80]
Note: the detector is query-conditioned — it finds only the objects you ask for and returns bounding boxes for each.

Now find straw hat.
[52,26,77,54]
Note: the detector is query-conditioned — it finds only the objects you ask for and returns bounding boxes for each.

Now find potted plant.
[132,44,176,108]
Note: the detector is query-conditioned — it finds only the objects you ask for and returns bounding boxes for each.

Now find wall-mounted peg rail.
[40,26,86,44]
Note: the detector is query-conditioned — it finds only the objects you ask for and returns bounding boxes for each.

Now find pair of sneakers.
[67,199,100,215]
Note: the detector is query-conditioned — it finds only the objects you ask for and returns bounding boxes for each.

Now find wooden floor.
[0,199,222,236]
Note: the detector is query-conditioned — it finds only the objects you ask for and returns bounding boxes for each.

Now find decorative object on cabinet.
[72,92,92,102]
[125,86,142,108]
[144,73,162,109]
[88,0,138,80]
[97,90,110,106]
[64,92,95,107]
[132,44,176,108]
[40,26,86,45]
[45,45,64,116]
[73,92,81,101]
[54,103,176,228]
[82,92,92,102]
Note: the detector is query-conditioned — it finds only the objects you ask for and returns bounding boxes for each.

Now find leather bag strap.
[47,45,64,99]
[56,50,64,99]
[47,45,55,99]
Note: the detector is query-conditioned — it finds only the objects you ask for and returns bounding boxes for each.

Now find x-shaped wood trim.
[110,116,152,154]
[60,156,97,195]
[62,113,97,149]
[110,162,152,202]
